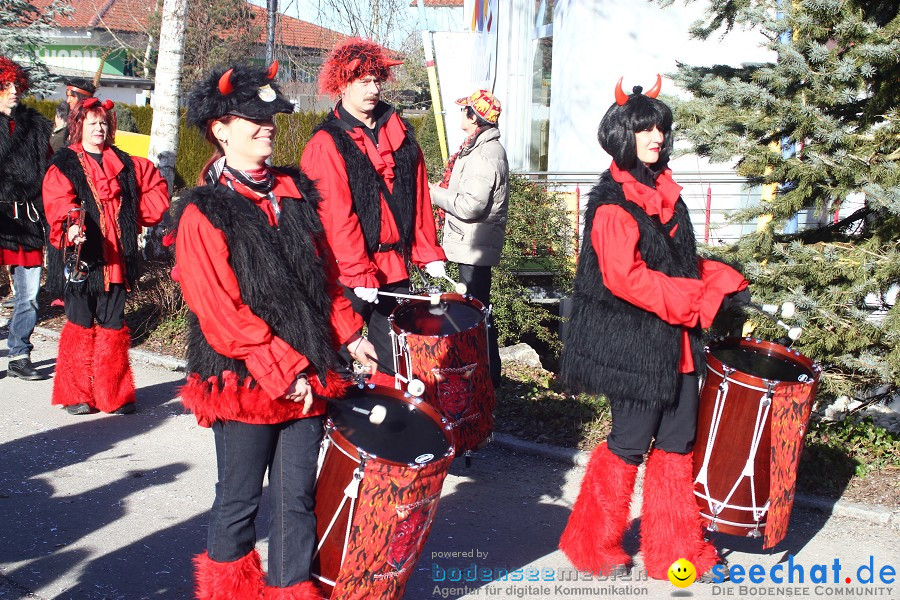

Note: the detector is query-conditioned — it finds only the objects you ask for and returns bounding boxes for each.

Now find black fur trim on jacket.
[559,170,705,412]
[0,106,52,251]
[46,147,140,296]
[175,167,340,387]
[312,111,419,255]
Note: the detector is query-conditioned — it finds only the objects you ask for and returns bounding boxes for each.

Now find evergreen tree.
[659,0,899,401]
[0,0,70,96]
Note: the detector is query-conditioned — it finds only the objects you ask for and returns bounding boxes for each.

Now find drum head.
[393,298,483,337]
[710,340,815,382]
[329,389,451,464]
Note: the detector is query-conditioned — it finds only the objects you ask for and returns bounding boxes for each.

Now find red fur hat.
[318,37,403,97]
[0,55,28,94]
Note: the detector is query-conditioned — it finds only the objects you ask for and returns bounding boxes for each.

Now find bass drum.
[693,337,819,538]
[389,293,496,453]
[312,384,454,599]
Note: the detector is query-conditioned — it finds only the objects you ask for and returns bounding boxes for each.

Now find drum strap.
[314,456,366,578]
[695,372,774,533]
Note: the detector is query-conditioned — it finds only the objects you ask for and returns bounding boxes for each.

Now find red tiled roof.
[26,0,344,50]
[408,0,464,6]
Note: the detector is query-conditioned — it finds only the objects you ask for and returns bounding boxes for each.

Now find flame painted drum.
[312,384,454,599]
[693,337,820,537]
[389,293,496,453]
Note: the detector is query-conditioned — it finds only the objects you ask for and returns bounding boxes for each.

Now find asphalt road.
[1,334,897,600]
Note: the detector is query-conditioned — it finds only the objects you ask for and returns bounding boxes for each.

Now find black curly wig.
[186,63,294,129]
[598,86,674,171]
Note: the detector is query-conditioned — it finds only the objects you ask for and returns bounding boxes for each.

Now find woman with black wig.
[558,77,748,580]
[173,62,376,599]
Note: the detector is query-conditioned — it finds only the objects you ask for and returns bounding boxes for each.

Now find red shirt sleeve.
[593,204,707,327]
[697,257,749,327]
[301,132,380,289]
[410,148,446,267]
[175,204,309,400]
[133,157,170,227]
[42,164,80,249]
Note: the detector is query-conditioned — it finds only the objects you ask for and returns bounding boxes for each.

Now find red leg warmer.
[640,448,719,580]
[263,580,325,600]
[51,322,95,408]
[193,550,265,600]
[93,326,136,413]
[559,442,638,575]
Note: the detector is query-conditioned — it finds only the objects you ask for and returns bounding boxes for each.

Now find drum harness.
[694,364,777,538]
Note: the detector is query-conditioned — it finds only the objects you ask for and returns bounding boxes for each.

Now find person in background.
[429,89,509,387]
[0,55,52,380]
[174,62,375,599]
[300,37,446,386]
[42,97,169,415]
[49,100,70,153]
[558,76,748,581]
[64,78,95,110]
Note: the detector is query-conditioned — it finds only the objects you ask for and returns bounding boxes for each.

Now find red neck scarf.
[434,127,488,230]
[609,162,683,224]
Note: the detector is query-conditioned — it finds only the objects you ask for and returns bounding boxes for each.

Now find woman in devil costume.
[173,62,376,600]
[558,77,748,580]
[43,97,169,415]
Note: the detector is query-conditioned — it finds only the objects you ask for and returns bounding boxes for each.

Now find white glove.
[424,261,446,279]
[353,286,379,303]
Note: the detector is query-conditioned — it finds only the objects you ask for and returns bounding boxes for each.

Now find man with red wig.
[0,56,52,380]
[42,98,169,415]
[301,38,446,384]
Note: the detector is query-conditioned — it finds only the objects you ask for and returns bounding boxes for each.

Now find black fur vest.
[0,106,52,251]
[47,147,140,296]
[560,171,705,412]
[176,168,339,387]
[312,111,419,255]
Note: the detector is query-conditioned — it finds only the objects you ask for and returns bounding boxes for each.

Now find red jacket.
[300,110,445,288]
[175,172,363,427]
[42,142,169,288]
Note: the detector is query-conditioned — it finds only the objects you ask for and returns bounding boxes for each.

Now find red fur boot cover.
[194,550,265,600]
[263,580,325,600]
[51,322,95,408]
[559,442,638,575]
[640,448,719,579]
[93,325,136,413]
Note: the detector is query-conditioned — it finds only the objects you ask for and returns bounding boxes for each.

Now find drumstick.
[442,274,468,295]
[350,404,388,425]
[377,290,443,305]
[747,304,803,341]
[366,356,427,397]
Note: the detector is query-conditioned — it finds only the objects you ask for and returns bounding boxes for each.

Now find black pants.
[606,374,700,465]
[457,264,501,387]
[208,417,324,587]
[64,283,127,330]
[340,280,410,375]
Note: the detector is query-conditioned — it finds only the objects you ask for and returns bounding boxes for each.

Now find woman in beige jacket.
[429,89,509,386]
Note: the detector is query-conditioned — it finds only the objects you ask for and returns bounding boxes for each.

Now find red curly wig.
[0,56,29,94]
[67,98,117,148]
[318,37,403,97]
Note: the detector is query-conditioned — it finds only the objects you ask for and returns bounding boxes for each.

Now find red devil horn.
[383,58,403,67]
[614,77,628,106]
[645,73,662,98]
[102,99,115,110]
[348,58,361,72]
[266,60,279,80]
[218,68,234,95]
[83,97,100,108]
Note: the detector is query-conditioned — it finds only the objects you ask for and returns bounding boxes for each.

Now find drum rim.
[705,336,821,388]
[325,384,455,468]
[389,293,487,338]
